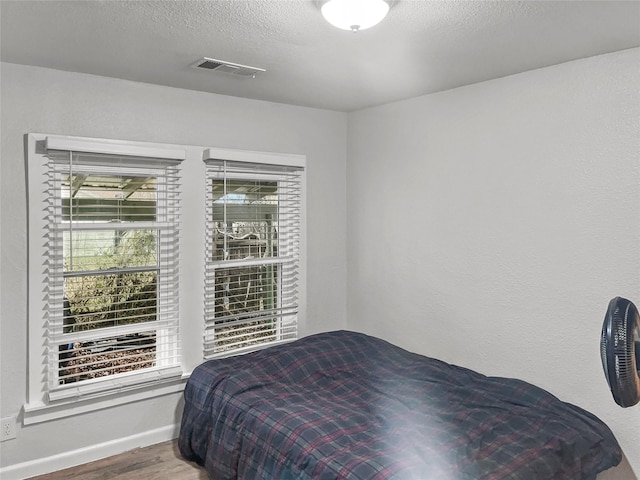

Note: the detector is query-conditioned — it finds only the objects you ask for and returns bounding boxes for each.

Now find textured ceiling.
[1,0,639,112]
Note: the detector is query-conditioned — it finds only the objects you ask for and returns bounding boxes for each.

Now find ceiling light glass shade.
[321,0,390,32]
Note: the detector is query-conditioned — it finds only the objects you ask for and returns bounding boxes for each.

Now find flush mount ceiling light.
[320,0,391,33]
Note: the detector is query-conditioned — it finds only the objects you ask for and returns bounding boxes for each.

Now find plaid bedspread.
[178,331,621,480]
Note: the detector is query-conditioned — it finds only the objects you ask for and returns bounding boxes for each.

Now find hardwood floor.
[20,438,638,480]
[27,440,208,480]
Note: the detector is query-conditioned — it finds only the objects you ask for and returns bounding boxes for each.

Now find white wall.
[0,62,348,474]
[3,47,639,477]
[347,47,640,474]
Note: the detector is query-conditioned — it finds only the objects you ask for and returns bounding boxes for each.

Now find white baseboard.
[0,424,178,480]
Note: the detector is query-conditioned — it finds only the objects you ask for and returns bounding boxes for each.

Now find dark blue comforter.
[179,330,621,479]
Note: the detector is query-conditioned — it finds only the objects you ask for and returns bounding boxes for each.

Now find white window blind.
[43,140,183,401]
[204,156,303,358]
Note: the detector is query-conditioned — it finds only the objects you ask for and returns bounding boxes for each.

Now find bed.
[179,330,623,480]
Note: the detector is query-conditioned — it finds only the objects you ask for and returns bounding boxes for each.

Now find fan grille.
[601,297,640,407]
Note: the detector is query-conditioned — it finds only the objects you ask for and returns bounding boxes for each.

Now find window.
[28,134,185,404]
[203,149,305,358]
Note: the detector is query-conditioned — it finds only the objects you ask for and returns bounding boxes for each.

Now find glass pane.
[212,263,279,352]
[213,320,277,353]
[62,174,157,223]
[214,265,277,317]
[59,331,156,385]
[212,179,278,261]
[64,229,157,272]
[64,272,157,330]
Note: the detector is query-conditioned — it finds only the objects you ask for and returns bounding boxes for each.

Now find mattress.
[179,330,623,479]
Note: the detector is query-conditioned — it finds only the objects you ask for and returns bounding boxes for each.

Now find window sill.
[23,374,189,425]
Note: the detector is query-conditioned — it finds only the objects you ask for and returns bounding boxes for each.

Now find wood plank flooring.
[27,440,208,480]
[23,438,637,480]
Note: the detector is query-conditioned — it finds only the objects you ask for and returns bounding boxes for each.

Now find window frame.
[26,133,186,417]
[202,148,306,359]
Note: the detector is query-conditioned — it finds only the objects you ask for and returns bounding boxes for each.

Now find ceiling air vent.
[191,57,266,78]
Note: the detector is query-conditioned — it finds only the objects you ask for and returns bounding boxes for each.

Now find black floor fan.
[601,297,640,407]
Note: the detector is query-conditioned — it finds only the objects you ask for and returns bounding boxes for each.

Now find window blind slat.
[48,316,179,341]
[47,366,183,402]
